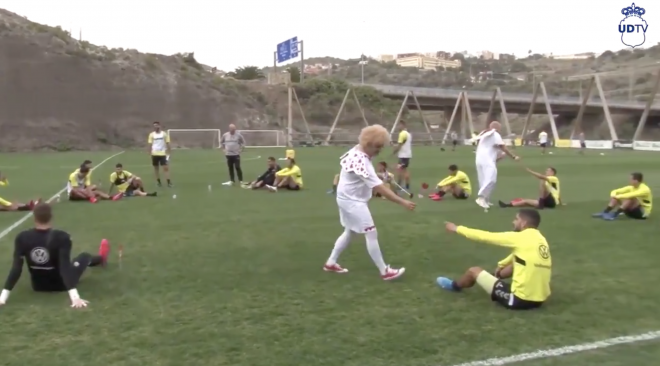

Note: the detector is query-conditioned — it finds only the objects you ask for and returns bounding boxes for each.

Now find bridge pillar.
[633,71,660,141]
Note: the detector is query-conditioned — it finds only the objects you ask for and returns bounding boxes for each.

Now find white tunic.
[336,147,383,233]
[475,130,504,167]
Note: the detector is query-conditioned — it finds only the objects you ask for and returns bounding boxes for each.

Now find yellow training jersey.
[456,226,551,303]
[110,171,134,193]
[148,131,170,156]
[438,170,472,195]
[276,165,303,187]
[68,170,91,188]
[545,176,560,202]
[611,183,653,216]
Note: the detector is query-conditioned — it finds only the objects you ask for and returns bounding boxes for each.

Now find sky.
[2,0,657,71]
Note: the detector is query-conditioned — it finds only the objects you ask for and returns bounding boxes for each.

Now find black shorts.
[624,206,647,220]
[31,254,90,292]
[540,142,547,148]
[491,280,543,310]
[151,155,168,167]
[452,140,458,146]
[262,175,275,186]
[453,191,469,199]
[580,142,586,148]
[398,158,411,168]
[538,194,557,209]
[286,185,301,191]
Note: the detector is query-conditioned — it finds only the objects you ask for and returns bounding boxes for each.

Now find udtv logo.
[619,3,648,48]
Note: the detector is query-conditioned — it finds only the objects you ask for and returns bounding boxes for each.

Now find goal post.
[238,130,287,148]
[167,129,222,149]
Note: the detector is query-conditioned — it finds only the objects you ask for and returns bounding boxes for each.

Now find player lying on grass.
[67,166,110,203]
[0,203,110,309]
[0,172,40,212]
[266,158,303,192]
[108,163,157,200]
[436,209,551,310]
[592,172,652,221]
[324,124,415,280]
[498,167,561,209]
[429,164,471,201]
[243,157,281,190]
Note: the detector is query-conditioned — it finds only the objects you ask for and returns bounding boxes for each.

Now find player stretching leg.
[592,172,652,221]
[392,121,413,197]
[109,163,157,200]
[148,121,172,187]
[429,164,471,201]
[0,203,110,309]
[67,166,110,203]
[267,158,303,192]
[324,125,415,281]
[436,209,551,310]
[475,121,519,210]
[0,173,39,211]
[499,167,561,209]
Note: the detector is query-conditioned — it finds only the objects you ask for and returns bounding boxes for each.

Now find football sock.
[451,281,462,291]
[614,208,624,216]
[17,205,30,211]
[405,184,410,190]
[501,201,513,207]
[365,230,387,275]
[327,228,352,265]
[147,192,157,197]
[603,206,613,213]
[89,255,104,267]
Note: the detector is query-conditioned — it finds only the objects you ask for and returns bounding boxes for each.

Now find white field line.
[449,330,660,366]
[0,151,125,242]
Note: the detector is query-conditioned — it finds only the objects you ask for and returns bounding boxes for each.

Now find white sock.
[326,228,352,265]
[365,230,387,275]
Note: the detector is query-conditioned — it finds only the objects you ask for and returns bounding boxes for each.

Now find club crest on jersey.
[30,247,50,264]
[619,3,648,48]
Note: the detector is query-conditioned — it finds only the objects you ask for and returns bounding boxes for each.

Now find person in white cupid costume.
[324,124,416,280]
[475,121,519,210]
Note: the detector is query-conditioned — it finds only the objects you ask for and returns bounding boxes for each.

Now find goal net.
[167,129,222,149]
[239,130,287,148]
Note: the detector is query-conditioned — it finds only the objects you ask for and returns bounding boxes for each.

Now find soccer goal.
[167,129,222,149]
[238,130,287,148]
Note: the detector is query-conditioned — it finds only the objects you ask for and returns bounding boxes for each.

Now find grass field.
[1,146,659,366]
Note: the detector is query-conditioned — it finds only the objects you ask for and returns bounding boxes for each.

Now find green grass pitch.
[0,147,659,366]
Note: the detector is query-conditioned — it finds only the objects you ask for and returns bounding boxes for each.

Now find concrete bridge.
[360,83,660,116]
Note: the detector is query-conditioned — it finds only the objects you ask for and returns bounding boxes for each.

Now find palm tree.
[229,66,264,80]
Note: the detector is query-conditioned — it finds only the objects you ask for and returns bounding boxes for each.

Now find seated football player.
[498,167,561,209]
[67,166,110,203]
[592,172,652,221]
[0,172,39,212]
[245,157,281,190]
[436,209,551,310]
[0,203,109,309]
[267,158,303,192]
[373,161,394,198]
[109,163,156,200]
[429,164,471,201]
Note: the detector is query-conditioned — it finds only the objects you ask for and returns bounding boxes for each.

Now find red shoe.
[99,239,110,266]
[431,195,443,201]
[323,263,349,273]
[112,193,123,201]
[381,266,405,281]
[89,197,98,203]
[428,193,438,198]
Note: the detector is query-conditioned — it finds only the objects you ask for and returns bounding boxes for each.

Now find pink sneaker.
[99,239,110,266]
[89,197,98,203]
[323,263,349,273]
[112,193,123,201]
[381,266,405,281]
[431,195,443,201]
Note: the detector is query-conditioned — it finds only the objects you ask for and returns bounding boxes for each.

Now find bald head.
[489,121,501,131]
[229,124,236,133]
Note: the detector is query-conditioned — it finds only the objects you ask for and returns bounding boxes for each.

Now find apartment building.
[396,55,461,70]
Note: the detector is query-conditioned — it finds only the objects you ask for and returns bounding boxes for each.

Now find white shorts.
[337,199,375,234]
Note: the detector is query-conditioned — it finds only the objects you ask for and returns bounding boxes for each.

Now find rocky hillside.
[0,9,405,151]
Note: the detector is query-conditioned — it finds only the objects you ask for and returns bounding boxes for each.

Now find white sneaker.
[222,181,233,186]
[266,185,278,192]
[476,197,489,209]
